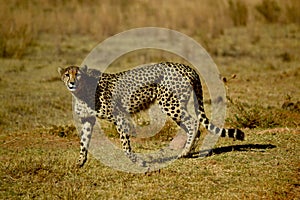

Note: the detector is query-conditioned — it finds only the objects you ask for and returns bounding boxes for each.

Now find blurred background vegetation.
[0,0,299,58]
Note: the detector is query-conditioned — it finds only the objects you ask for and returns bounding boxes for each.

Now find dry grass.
[0,0,300,199]
[1,0,300,58]
[1,127,299,199]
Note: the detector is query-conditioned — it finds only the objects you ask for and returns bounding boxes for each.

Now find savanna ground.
[0,0,299,199]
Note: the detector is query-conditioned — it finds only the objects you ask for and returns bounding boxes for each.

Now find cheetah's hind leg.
[114,110,147,167]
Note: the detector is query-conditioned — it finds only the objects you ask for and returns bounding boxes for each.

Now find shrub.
[255,0,281,23]
[285,0,300,24]
[0,5,36,58]
[227,98,279,129]
[228,0,248,26]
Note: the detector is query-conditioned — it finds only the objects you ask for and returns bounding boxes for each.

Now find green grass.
[0,1,300,198]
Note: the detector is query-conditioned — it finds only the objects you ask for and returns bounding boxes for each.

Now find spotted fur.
[58,62,244,167]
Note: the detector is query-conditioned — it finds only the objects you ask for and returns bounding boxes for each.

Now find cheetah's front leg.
[78,116,96,167]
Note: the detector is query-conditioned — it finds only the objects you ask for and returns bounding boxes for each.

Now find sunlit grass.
[1,0,299,58]
[0,1,299,199]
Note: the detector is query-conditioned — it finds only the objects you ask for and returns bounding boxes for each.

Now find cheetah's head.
[58,65,87,92]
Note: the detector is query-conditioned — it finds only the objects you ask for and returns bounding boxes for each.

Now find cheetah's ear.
[58,67,65,75]
[81,65,88,73]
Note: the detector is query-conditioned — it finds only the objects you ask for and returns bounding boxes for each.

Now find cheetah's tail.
[199,112,245,141]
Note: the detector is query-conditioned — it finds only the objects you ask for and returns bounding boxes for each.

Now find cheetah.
[58,62,244,167]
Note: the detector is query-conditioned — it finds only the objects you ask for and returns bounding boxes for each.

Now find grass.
[1,0,300,58]
[1,128,299,199]
[255,0,282,23]
[228,0,248,26]
[0,0,300,199]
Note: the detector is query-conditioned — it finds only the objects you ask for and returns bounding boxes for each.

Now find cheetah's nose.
[68,82,76,90]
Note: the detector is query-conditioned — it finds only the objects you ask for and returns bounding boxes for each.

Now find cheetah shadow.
[190,143,277,158]
[138,144,276,166]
